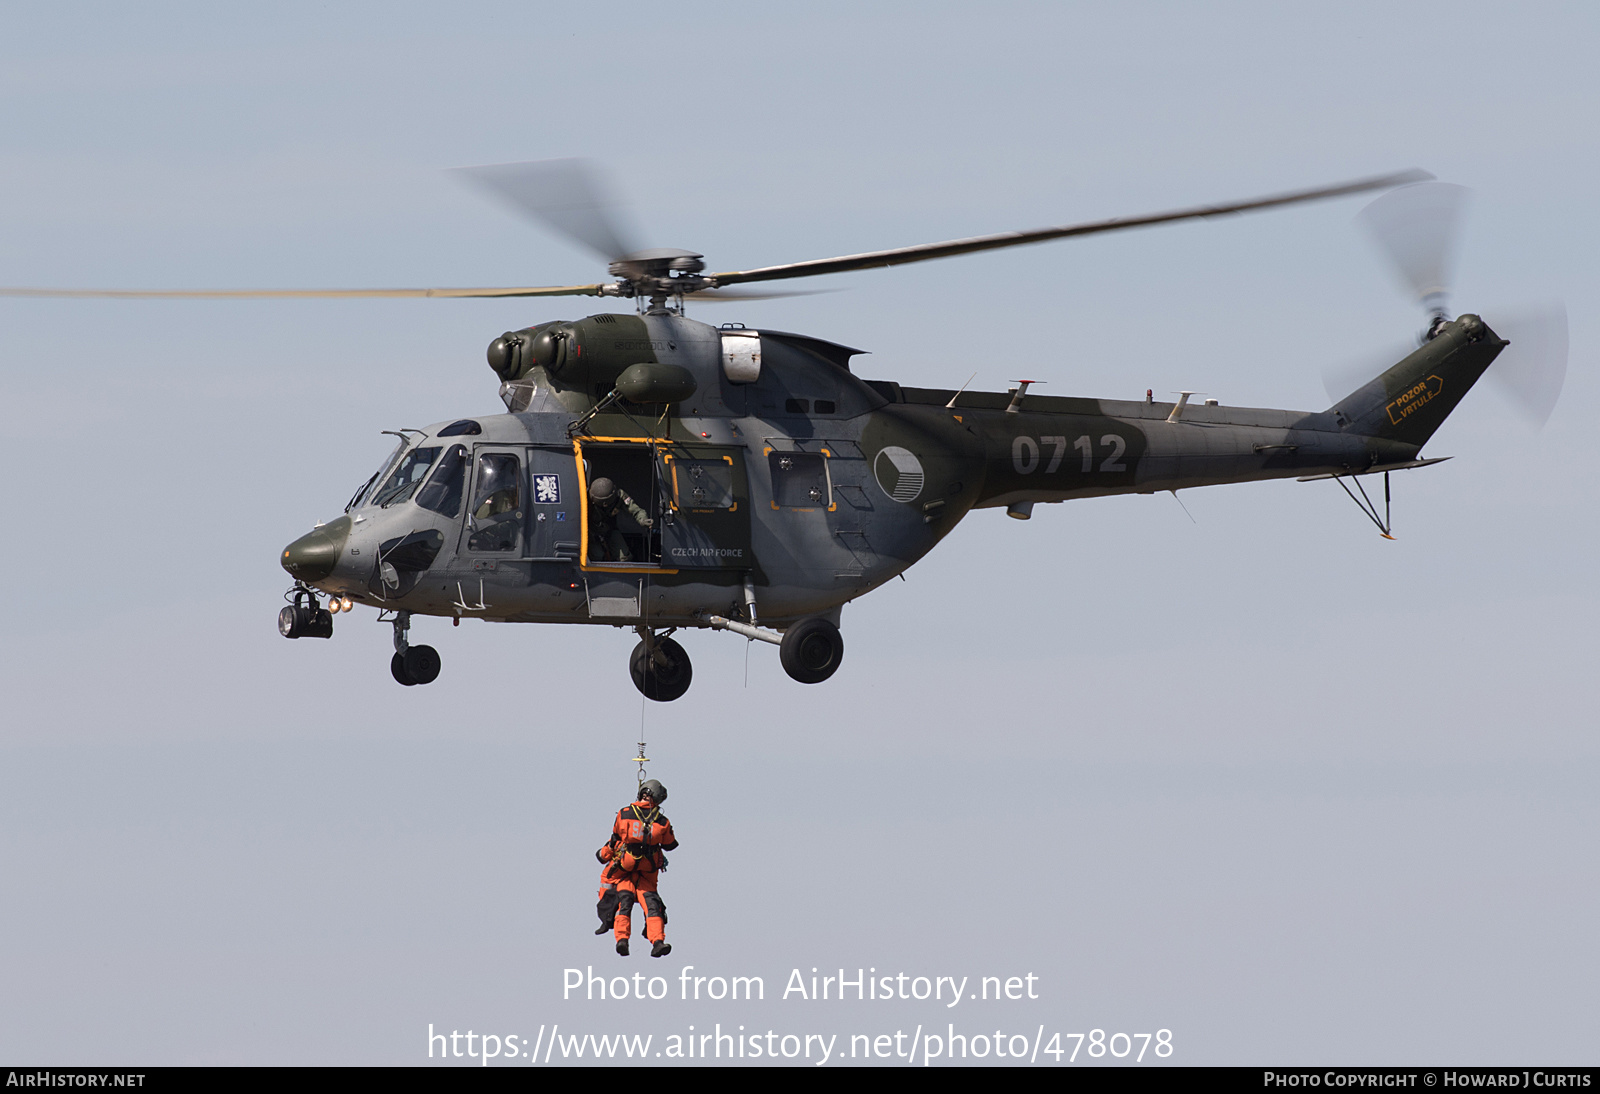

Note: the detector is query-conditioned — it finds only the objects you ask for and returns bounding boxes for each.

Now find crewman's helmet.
[589,477,617,503]
[638,779,667,804]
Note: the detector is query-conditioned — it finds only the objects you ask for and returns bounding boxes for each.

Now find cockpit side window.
[371,446,441,508]
[467,453,522,552]
[416,445,468,518]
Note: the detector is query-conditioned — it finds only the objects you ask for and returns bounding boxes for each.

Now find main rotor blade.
[712,169,1433,286]
[683,287,840,302]
[0,284,607,300]
[454,159,642,263]
[1356,181,1469,313]
[1488,302,1567,427]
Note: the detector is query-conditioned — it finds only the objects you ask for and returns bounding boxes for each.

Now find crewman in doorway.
[594,779,677,957]
[587,477,653,563]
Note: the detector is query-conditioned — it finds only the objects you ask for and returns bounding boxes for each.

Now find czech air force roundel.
[873,446,925,503]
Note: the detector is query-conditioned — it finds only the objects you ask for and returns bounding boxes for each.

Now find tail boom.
[882,316,1501,512]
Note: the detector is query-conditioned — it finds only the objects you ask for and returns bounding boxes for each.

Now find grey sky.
[1,0,1595,1065]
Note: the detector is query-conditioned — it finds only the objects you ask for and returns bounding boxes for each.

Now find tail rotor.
[1348,182,1567,426]
[1357,181,1469,329]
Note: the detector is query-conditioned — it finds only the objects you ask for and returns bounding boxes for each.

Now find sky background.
[1,0,1595,1066]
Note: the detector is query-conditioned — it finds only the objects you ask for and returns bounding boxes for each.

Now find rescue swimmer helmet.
[638,779,667,804]
[589,477,617,503]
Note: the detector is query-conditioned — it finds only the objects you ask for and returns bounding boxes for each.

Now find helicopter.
[4,164,1566,699]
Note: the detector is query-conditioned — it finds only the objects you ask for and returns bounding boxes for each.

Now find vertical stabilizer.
[1330,314,1506,448]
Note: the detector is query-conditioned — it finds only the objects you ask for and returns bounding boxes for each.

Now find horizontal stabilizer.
[1298,456,1451,482]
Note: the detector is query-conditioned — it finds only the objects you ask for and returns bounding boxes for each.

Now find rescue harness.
[604,802,671,873]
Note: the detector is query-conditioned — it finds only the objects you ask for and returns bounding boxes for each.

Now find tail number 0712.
[1013,434,1127,474]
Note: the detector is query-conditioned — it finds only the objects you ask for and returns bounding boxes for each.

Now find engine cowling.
[487,314,684,393]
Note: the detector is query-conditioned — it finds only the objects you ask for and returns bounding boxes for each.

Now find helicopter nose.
[281,515,352,582]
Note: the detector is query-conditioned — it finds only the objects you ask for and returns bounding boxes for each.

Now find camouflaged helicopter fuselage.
[285,312,1503,629]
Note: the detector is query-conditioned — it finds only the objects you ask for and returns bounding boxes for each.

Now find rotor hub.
[603,248,710,303]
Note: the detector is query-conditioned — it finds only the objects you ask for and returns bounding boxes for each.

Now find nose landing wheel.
[388,610,441,686]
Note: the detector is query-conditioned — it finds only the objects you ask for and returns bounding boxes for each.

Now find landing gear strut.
[630,627,692,702]
[699,610,847,685]
[389,610,441,686]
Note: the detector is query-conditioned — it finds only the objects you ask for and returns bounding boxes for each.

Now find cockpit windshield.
[346,440,406,512]
[370,446,442,508]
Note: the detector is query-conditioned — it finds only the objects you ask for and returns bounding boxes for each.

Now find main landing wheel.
[390,645,441,686]
[779,617,845,684]
[630,636,693,702]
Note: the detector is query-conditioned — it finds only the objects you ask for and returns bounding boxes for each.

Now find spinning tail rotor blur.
[1324,182,1568,427]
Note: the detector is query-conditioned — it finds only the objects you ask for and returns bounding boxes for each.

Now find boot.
[616,938,629,956]
[651,939,672,958]
[595,923,611,935]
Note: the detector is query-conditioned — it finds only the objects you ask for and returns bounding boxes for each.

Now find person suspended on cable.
[594,779,677,957]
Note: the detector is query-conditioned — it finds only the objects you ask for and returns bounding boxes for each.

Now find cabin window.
[769,451,831,508]
[784,398,810,414]
[814,399,837,415]
[668,458,735,510]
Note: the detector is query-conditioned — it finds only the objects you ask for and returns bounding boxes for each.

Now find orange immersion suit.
[595,799,678,945]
